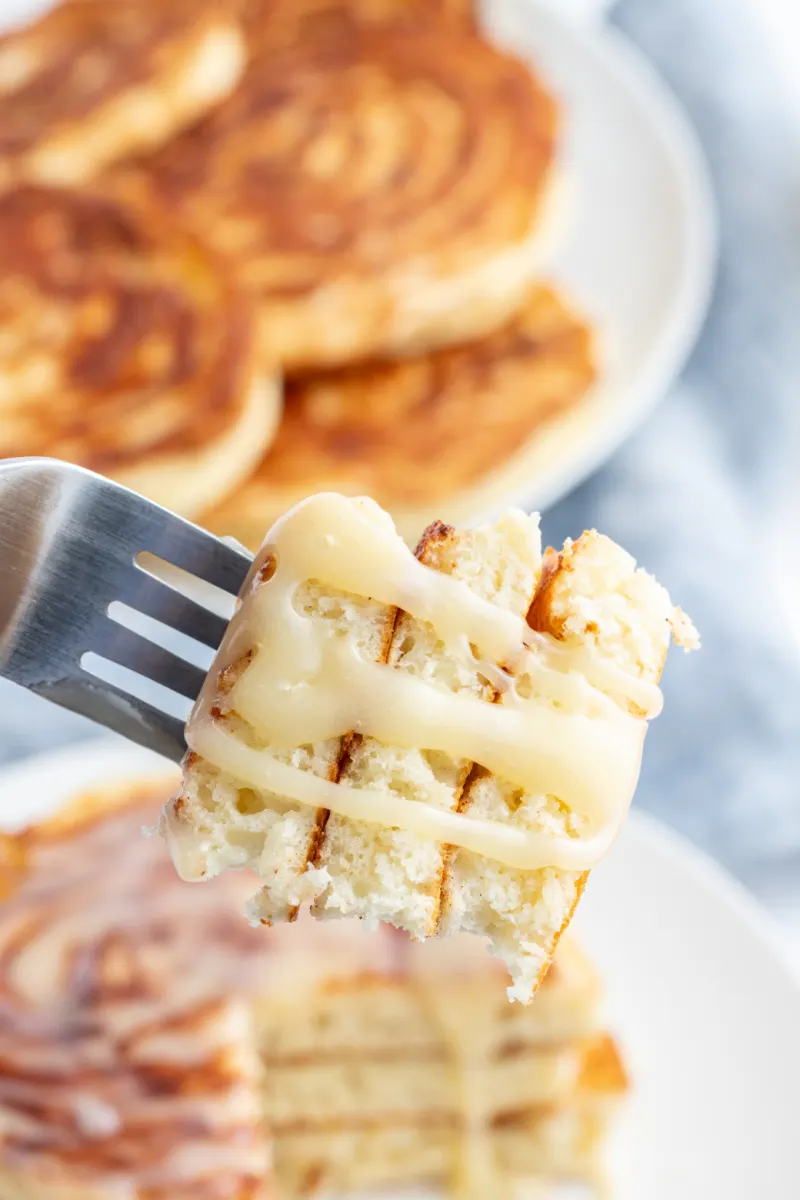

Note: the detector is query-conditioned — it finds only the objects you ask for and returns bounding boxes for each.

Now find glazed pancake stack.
[0,0,596,531]
[257,930,627,1198]
[0,781,627,1200]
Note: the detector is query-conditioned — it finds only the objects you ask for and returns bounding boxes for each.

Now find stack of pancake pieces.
[0,0,597,540]
[0,779,627,1200]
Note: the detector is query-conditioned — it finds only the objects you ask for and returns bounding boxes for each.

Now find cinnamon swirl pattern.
[204,286,596,549]
[0,185,279,517]
[0,785,271,1200]
[0,0,245,187]
[238,0,477,49]
[130,22,558,370]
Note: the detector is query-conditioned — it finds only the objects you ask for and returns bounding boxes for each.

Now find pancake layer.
[126,21,558,370]
[0,0,245,187]
[0,185,278,517]
[204,285,596,550]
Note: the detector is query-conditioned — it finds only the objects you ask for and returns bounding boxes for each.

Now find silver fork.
[0,458,252,762]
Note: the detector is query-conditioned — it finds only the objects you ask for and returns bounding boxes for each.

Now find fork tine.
[41,672,188,763]
[127,570,230,650]
[134,508,252,596]
[98,622,208,701]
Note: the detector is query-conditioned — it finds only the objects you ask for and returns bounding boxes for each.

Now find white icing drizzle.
[186,494,662,876]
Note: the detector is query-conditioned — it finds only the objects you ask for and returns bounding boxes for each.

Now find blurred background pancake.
[0,0,245,187]
[0,780,273,1200]
[237,0,477,48]
[0,184,279,517]
[204,285,597,548]
[0,0,597,553]
[122,19,559,371]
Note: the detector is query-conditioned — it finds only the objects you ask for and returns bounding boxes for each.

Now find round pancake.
[0,0,244,188]
[126,22,558,371]
[0,185,279,518]
[204,285,597,548]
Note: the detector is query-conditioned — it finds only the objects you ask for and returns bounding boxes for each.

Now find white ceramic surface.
[3,741,799,1199]
[444,0,719,520]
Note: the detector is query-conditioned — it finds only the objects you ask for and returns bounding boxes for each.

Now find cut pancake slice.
[0,184,279,518]
[255,933,604,1063]
[271,1036,627,1197]
[120,21,559,370]
[255,924,625,1198]
[166,493,696,1001]
[0,0,245,187]
[203,284,598,551]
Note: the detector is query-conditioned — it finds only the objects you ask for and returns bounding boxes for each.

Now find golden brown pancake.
[0,184,279,518]
[122,22,558,371]
[237,0,476,47]
[0,781,273,1200]
[0,0,245,188]
[204,285,596,549]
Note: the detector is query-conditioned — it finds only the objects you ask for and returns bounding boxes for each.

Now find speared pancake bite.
[0,184,279,517]
[121,19,559,370]
[168,494,696,1003]
[204,285,598,550]
[0,0,245,187]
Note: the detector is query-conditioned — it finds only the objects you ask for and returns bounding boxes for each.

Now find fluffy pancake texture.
[204,285,597,550]
[169,498,695,1002]
[0,184,278,517]
[122,21,558,370]
[0,0,245,187]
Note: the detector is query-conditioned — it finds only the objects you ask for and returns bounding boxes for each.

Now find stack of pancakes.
[0,0,597,530]
[0,780,627,1200]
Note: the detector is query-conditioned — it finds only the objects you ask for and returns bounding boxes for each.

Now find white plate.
[2,741,799,1199]
[424,0,718,525]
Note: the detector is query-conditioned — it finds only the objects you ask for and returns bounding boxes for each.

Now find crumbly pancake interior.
[168,496,694,1003]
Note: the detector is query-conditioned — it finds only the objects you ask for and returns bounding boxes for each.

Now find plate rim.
[451,0,720,519]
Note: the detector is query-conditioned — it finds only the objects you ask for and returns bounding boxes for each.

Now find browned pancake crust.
[122,23,557,370]
[204,286,596,546]
[0,1,237,185]
[0,184,261,502]
[237,0,476,47]
[0,783,271,1200]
